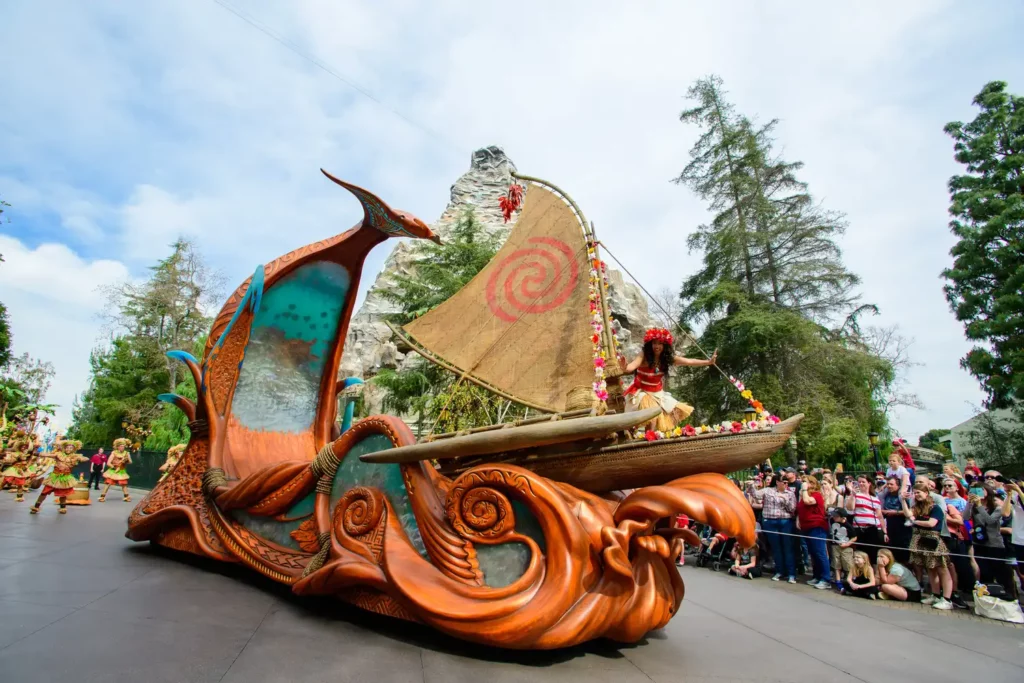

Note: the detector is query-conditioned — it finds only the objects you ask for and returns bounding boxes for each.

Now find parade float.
[127,166,801,649]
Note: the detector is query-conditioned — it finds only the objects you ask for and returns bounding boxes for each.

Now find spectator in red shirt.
[797,475,831,589]
[88,447,107,491]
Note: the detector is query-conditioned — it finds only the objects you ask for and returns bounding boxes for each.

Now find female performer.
[621,327,717,432]
[99,438,133,503]
[159,444,185,483]
[30,439,87,515]
[1,432,34,502]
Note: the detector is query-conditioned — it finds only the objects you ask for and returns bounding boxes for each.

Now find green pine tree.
[942,81,1024,409]
[1,196,14,370]
[672,75,907,465]
[673,76,861,324]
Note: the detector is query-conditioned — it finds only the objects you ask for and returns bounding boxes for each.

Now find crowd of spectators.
[687,442,1024,615]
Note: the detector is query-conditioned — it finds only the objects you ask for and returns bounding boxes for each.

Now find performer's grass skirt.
[103,468,129,485]
[626,390,694,432]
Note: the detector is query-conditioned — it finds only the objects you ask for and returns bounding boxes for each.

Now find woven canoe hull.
[440,414,803,493]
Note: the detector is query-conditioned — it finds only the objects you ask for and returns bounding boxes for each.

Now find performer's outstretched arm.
[622,354,644,373]
[672,349,717,367]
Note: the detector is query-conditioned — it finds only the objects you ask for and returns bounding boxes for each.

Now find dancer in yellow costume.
[99,438,133,503]
[2,431,34,502]
[30,439,87,515]
[159,444,185,483]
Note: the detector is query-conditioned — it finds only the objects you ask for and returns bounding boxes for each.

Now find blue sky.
[2,0,1023,440]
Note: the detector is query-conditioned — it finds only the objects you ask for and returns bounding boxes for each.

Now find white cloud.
[0,236,131,429]
[1,0,1022,443]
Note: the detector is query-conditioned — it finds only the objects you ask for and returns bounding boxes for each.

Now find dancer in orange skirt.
[30,439,87,515]
[621,327,717,432]
[99,438,133,502]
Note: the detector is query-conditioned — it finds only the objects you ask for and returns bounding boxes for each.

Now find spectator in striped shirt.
[846,474,886,564]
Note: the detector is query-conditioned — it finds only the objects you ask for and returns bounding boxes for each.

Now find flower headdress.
[168,444,187,456]
[643,327,674,346]
[113,437,131,450]
[62,439,83,451]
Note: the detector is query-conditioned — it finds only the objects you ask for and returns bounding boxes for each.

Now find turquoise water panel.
[232,261,350,433]
[475,500,545,588]
[330,433,427,558]
[229,491,316,552]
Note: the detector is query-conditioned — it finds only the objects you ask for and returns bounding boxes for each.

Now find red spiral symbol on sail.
[485,237,579,323]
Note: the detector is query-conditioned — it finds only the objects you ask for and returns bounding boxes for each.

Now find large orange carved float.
[127,167,792,649]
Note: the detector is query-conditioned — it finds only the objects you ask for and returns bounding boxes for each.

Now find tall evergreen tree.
[674,76,759,316]
[942,81,1024,408]
[1,196,14,370]
[672,75,907,464]
[103,238,222,392]
[70,240,220,446]
[0,253,11,371]
[673,76,860,324]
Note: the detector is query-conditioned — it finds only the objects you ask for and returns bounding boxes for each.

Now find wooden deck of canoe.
[360,409,803,494]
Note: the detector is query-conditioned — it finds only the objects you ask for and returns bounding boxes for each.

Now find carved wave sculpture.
[126,170,757,650]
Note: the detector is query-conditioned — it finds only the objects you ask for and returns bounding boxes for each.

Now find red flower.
[644,430,658,442]
[750,399,764,412]
[498,196,514,223]
[507,183,524,207]
[730,421,743,433]
[498,184,524,223]
[592,334,600,344]
[682,424,696,437]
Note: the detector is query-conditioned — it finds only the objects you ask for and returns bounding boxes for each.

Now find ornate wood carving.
[125,183,755,650]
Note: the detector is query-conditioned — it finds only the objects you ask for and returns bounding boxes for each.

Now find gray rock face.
[340,146,655,412]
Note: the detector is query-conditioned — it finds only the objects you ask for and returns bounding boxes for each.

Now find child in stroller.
[696,531,735,571]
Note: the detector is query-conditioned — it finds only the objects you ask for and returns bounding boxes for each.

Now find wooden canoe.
[359,407,663,464]
[437,414,804,493]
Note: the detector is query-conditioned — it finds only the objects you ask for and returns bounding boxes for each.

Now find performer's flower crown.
[113,437,131,450]
[643,327,674,345]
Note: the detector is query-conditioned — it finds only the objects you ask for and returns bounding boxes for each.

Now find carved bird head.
[321,169,441,244]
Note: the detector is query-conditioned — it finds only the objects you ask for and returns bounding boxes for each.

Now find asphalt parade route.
[1,490,1022,683]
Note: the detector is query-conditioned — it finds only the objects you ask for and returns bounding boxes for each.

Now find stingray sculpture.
[127,169,755,650]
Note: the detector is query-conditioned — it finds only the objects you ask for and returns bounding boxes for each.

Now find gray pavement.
[1,488,1022,683]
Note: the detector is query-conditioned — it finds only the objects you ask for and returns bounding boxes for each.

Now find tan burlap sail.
[401,182,594,413]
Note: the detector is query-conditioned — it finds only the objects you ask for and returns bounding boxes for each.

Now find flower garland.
[587,243,615,404]
[630,375,781,442]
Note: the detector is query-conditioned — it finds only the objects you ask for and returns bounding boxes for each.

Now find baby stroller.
[696,532,735,571]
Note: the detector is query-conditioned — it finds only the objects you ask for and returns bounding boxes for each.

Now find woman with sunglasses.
[941,478,972,608]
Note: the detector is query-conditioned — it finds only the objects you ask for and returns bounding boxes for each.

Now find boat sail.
[379,172,804,490]
[390,175,618,414]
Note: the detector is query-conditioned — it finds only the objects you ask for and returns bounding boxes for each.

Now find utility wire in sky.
[210,0,465,159]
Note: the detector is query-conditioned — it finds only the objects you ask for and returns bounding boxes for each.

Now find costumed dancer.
[620,327,717,432]
[99,438,133,503]
[30,439,87,514]
[158,444,185,483]
[1,431,34,502]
